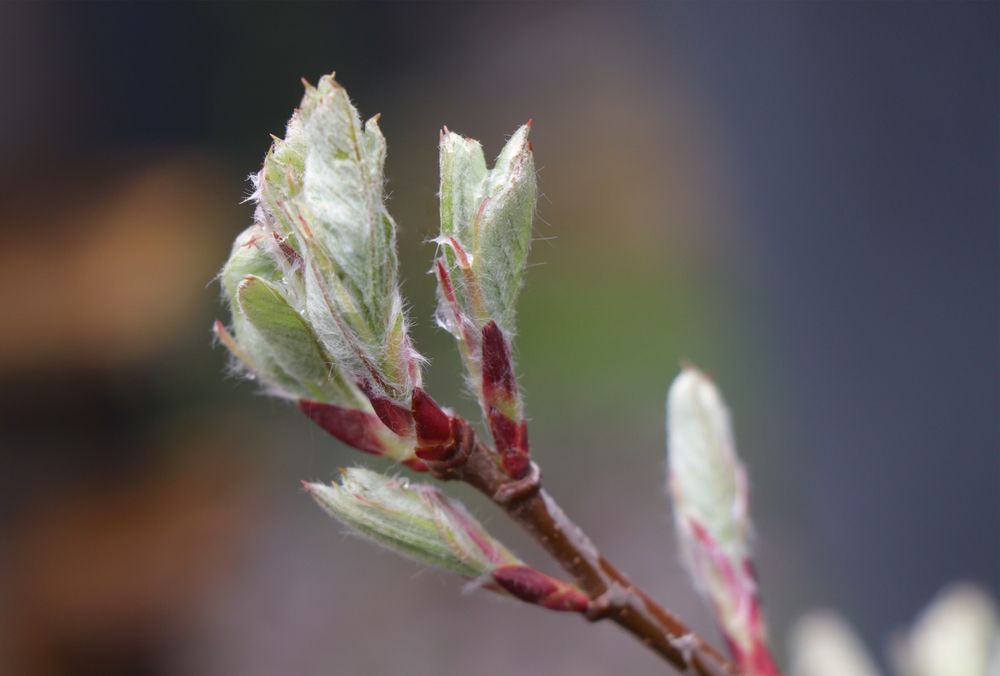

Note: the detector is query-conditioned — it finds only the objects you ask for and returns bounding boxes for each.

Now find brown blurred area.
[0,3,995,676]
[0,158,226,370]
[0,152,266,675]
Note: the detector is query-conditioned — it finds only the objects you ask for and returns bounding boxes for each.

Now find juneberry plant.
[214,72,779,675]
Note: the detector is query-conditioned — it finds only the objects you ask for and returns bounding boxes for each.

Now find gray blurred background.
[0,3,996,675]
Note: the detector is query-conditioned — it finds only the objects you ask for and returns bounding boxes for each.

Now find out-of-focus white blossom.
[666,365,779,674]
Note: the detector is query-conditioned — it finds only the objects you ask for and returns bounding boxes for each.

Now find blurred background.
[0,3,996,675]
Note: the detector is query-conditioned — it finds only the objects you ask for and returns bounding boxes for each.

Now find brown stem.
[427,417,738,676]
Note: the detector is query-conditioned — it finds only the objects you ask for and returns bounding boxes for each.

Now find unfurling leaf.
[437,123,535,335]
[217,74,421,404]
[214,74,428,467]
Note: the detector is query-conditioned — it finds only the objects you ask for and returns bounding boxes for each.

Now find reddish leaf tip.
[357,380,414,437]
[298,399,387,457]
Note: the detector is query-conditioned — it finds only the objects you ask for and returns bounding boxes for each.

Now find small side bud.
[307,468,591,615]
[481,320,517,403]
[481,321,529,477]
[305,467,517,578]
[666,365,779,674]
[410,388,456,461]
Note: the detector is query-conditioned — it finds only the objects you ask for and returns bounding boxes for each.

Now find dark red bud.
[492,565,589,613]
[481,321,516,403]
[299,400,387,456]
[414,418,464,462]
[487,410,517,451]
[488,410,530,478]
[410,388,454,458]
[357,380,414,437]
[414,445,448,462]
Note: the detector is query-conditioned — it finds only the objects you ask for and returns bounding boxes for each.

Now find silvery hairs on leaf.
[435,123,536,340]
[216,224,361,407]
[666,366,779,675]
[305,467,590,613]
[218,73,421,408]
[433,125,536,478]
[306,467,516,578]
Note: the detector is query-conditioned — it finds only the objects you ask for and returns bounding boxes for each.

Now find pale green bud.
[243,74,420,403]
[667,366,749,562]
[789,612,882,676]
[666,366,778,672]
[891,583,1000,676]
[306,467,519,578]
[436,123,535,336]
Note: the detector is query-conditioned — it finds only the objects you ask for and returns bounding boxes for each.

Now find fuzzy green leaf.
[252,75,419,401]
[307,467,518,578]
[237,274,356,404]
[437,124,536,335]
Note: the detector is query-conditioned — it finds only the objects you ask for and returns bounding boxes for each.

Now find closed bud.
[492,564,590,613]
[305,467,518,578]
[666,365,779,674]
[306,468,590,614]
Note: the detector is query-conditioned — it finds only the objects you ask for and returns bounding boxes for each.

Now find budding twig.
[218,73,747,675]
[410,406,738,675]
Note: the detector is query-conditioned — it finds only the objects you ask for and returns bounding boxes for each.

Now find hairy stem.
[426,417,738,675]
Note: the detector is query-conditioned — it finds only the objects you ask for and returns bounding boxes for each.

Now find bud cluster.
[216,75,430,467]
[216,77,543,480]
